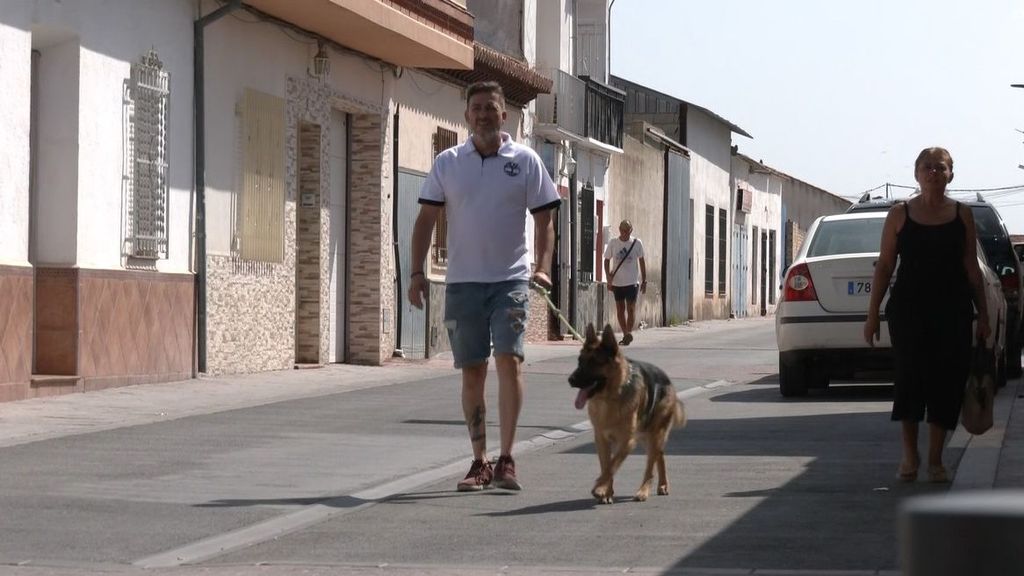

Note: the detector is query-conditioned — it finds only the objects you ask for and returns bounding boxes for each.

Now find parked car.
[847,195,1024,376]
[775,211,1007,397]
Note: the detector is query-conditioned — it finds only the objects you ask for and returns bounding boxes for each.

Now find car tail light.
[783,263,819,302]
[1000,268,1020,296]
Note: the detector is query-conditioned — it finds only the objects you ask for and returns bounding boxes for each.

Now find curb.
[951,377,1019,490]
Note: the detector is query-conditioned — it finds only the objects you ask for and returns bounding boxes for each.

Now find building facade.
[0,0,196,400]
[611,76,752,322]
[731,154,784,318]
[534,0,625,337]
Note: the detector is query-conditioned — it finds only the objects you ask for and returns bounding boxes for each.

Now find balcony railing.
[536,71,625,150]
[582,76,625,149]
[535,69,585,137]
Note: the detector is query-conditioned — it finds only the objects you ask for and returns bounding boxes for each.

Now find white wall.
[535,0,572,74]
[523,0,538,67]
[744,168,784,316]
[1,0,195,272]
[75,0,194,272]
[576,0,608,82]
[34,37,80,266]
[397,84,460,171]
[782,178,851,233]
[0,23,32,266]
[202,6,388,256]
[467,0,525,60]
[687,108,734,319]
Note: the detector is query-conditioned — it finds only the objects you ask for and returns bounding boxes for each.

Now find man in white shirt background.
[603,219,647,346]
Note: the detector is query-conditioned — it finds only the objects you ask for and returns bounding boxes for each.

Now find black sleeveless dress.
[885,201,974,430]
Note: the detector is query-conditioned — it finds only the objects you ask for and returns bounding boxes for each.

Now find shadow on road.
[710,381,894,403]
[559,407,956,572]
[475,497,598,517]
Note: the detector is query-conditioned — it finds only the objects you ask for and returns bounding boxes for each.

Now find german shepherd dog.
[568,324,686,504]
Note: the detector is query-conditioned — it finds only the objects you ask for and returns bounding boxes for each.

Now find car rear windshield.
[970,206,1017,270]
[806,219,886,257]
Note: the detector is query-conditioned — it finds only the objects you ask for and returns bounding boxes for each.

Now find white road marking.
[134,379,734,568]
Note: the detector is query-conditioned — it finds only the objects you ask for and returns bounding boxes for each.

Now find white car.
[775,211,1007,396]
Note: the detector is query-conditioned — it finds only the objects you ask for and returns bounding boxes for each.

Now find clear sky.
[610,0,1024,231]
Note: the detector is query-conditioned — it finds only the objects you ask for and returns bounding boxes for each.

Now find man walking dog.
[407,81,560,492]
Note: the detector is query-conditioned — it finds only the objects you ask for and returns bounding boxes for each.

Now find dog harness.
[624,360,668,427]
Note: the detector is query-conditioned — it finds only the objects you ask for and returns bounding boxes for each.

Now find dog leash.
[529,280,584,342]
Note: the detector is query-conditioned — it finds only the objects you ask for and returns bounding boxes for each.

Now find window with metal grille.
[705,205,714,295]
[236,88,286,263]
[432,127,459,265]
[124,49,169,260]
[579,185,595,283]
[769,229,777,304]
[718,208,727,296]
[752,225,759,301]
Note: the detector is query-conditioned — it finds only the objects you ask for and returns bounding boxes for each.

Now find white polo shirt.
[419,132,560,283]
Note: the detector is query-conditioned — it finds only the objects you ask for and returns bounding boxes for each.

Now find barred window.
[718,208,727,296]
[237,88,285,263]
[124,49,169,260]
[432,127,459,266]
[769,229,777,305]
[579,185,595,283]
[704,205,714,295]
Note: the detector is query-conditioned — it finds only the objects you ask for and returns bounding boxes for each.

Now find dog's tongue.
[574,388,588,410]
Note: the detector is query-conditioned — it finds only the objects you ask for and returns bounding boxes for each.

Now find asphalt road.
[1,318,951,575]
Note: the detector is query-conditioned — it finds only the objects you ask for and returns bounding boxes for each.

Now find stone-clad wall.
[295,122,323,364]
[347,112,389,365]
[206,74,393,371]
[206,204,296,375]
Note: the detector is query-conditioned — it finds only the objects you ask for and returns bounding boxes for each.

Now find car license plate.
[847,280,872,295]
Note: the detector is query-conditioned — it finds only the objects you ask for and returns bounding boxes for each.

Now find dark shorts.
[612,284,639,303]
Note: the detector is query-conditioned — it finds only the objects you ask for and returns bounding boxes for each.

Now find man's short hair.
[466,81,505,105]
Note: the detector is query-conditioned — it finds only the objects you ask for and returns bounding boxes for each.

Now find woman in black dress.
[863,147,990,483]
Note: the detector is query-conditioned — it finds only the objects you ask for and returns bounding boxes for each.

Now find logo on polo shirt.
[503,161,521,177]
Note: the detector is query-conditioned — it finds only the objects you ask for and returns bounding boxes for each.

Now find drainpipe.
[607,0,616,78]
[194,0,241,375]
[569,171,578,330]
[569,0,579,331]
[392,107,404,358]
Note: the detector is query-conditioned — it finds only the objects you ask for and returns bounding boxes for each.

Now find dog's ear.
[600,324,619,352]
[585,323,598,344]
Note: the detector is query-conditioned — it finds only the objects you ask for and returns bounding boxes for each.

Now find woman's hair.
[914,147,954,172]
[619,219,633,231]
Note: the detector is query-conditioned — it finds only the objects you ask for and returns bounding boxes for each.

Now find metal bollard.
[901,490,1024,576]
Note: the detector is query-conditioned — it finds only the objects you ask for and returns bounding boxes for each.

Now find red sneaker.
[456,459,493,492]
[493,455,522,490]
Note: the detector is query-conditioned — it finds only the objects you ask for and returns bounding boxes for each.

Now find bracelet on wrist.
[411,271,424,279]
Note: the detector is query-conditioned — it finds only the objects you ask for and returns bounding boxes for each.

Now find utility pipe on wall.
[193,0,241,374]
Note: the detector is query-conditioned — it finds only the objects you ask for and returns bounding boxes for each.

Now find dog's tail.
[672,400,687,429]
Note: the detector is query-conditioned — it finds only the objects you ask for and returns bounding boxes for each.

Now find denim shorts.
[444,280,530,368]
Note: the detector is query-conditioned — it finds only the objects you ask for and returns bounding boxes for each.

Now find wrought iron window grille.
[123,48,170,260]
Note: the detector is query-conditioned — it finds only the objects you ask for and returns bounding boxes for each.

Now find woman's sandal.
[897,460,919,482]
[927,465,949,483]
